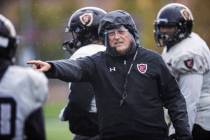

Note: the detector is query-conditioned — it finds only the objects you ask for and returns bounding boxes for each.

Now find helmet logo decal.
[184,59,194,69]
[180,9,192,20]
[79,12,93,26]
[137,64,147,74]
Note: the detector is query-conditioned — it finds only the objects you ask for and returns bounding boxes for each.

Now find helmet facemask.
[155,21,180,48]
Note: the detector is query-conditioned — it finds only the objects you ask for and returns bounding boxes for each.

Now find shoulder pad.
[172,54,208,74]
[0,66,48,117]
[26,68,48,106]
[71,44,105,60]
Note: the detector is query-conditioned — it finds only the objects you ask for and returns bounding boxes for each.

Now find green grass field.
[44,103,73,140]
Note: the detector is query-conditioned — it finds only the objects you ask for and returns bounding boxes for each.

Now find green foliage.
[116,0,164,52]
[38,40,64,60]
[1,0,209,61]
[31,0,78,28]
[192,0,210,46]
[29,0,79,60]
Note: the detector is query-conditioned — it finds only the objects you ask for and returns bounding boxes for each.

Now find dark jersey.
[60,44,105,136]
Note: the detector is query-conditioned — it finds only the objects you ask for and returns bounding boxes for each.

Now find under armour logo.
[109,67,116,72]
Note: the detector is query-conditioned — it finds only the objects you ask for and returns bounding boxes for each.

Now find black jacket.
[46,46,191,139]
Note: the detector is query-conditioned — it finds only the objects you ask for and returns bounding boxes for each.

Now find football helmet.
[0,14,18,60]
[154,3,193,48]
[63,7,106,53]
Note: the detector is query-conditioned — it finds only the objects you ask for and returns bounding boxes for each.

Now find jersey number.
[0,97,16,139]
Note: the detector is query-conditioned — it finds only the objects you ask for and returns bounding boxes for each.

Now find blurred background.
[0,0,209,139]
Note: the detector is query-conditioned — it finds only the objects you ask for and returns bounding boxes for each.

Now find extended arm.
[28,57,95,83]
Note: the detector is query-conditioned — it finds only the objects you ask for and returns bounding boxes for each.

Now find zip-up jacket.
[46,46,191,139]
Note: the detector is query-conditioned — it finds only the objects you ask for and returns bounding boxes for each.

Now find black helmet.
[0,14,18,60]
[63,7,106,53]
[154,3,193,48]
[98,10,139,45]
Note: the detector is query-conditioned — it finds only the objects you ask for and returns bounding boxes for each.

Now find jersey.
[59,44,105,136]
[70,44,105,112]
[0,66,48,140]
[162,32,210,131]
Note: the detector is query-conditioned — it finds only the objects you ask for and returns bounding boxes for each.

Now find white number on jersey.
[0,97,16,139]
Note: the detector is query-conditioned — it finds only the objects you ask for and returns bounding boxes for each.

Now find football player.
[154,3,210,140]
[60,7,106,140]
[0,14,48,140]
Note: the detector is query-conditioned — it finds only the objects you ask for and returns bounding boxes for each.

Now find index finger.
[27,60,40,65]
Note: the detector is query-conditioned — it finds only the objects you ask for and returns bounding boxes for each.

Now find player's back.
[0,66,48,140]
